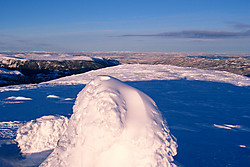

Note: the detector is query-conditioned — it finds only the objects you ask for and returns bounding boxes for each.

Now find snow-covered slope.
[50,64,249,86]
[40,76,177,167]
[0,64,249,167]
[0,64,249,93]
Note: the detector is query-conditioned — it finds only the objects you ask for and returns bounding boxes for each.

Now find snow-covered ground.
[1,64,249,93]
[40,76,177,167]
[0,53,93,61]
[0,64,249,166]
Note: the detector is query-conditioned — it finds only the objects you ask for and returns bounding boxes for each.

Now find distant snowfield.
[0,53,93,61]
[1,64,249,93]
[0,64,249,167]
[48,64,250,86]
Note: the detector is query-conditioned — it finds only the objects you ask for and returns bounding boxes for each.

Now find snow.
[0,60,248,95]
[0,68,23,76]
[0,55,27,62]
[0,64,249,166]
[40,76,177,167]
[213,124,241,130]
[0,64,249,93]
[48,64,250,87]
[5,96,32,101]
[0,121,22,139]
[16,115,68,154]
[0,53,93,61]
[46,95,60,99]
[64,98,74,101]
[0,57,27,69]
[0,68,22,75]
[213,124,232,130]
[0,68,23,86]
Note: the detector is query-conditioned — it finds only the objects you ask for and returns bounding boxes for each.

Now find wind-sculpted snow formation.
[39,76,177,167]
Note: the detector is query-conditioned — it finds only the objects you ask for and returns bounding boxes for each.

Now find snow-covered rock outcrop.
[39,76,177,167]
[16,115,69,154]
[0,68,23,76]
[0,53,119,86]
[0,68,24,86]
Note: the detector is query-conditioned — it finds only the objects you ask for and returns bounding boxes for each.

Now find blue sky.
[0,0,250,52]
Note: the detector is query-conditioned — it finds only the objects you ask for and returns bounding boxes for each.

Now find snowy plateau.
[0,64,250,167]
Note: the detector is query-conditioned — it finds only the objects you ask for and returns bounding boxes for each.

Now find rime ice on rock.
[39,75,177,167]
[16,115,69,154]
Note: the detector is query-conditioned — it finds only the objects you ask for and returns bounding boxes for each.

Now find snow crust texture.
[16,115,68,154]
[40,76,177,167]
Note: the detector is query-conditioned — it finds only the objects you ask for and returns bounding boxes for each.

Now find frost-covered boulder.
[40,75,177,167]
[16,115,69,154]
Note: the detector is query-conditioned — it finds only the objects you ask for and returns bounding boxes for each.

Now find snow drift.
[39,75,177,167]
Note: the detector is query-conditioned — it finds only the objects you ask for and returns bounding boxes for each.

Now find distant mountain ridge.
[0,52,120,86]
[1,51,249,86]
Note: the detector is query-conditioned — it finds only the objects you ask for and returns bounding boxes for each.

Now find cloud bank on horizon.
[122,22,250,39]
[121,29,250,39]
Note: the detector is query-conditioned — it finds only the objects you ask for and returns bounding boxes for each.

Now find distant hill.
[0,52,120,86]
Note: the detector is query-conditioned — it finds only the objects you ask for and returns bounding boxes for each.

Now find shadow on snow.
[0,79,249,167]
